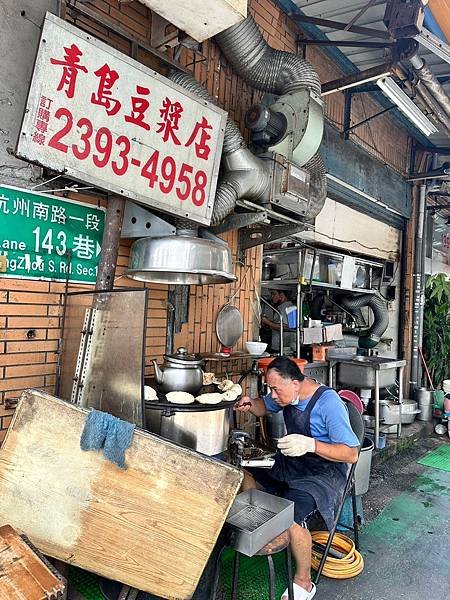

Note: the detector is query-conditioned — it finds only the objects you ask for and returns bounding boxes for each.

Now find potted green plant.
[423,274,450,388]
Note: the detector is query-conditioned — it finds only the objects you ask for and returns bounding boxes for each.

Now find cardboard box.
[323,324,343,342]
[302,327,324,345]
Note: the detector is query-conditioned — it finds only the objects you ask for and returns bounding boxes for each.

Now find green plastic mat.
[418,444,450,472]
[69,566,103,600]
[221,547,291,599]
[69,551,292,600]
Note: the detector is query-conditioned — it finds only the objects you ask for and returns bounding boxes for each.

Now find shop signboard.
[16,13,226,226]
[0,185,105,284]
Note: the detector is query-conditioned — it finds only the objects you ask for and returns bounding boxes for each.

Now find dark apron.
[270,385,348,531]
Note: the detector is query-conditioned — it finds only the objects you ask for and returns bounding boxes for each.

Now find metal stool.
[223,530,294,600]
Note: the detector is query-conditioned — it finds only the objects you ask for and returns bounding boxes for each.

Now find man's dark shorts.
[248,467,326,529]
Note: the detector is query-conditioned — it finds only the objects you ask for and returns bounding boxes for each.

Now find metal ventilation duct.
[341,293,389,349]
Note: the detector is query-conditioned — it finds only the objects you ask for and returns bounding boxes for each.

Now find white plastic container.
[354,436,374,495]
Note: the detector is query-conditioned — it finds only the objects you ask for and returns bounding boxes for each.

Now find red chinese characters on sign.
[91,64,121,116]
[32,95,53,145]
[157,97,183,145]
[50,44,88,99]
[124,86,151,131]
[185,116,213,161]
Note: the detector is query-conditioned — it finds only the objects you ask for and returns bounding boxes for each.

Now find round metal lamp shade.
[125,236,236,285]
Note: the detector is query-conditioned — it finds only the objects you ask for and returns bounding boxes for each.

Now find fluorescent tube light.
[376,76,439,136]
[415,28,450,65]
[321,71,391,96]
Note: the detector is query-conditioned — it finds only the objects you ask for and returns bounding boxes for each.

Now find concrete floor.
[67,430,450,600]
[318,435,450,600]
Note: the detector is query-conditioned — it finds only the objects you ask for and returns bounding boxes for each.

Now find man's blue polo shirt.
[263,388,360,447]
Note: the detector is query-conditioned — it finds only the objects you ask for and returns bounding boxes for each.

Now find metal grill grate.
[227,505,277,532]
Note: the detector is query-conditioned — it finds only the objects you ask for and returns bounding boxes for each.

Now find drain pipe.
[410,183,427,393]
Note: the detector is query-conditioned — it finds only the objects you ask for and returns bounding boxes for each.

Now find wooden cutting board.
[0,524,66,600]
[0,389,242,599]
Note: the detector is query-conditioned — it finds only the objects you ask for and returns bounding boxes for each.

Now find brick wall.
[0,0,411,441]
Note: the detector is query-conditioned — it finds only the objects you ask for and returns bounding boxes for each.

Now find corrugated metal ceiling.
[291,1,450,147]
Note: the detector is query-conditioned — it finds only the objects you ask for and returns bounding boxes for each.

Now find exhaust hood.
[125,235,236,285]
[135,0,247,42]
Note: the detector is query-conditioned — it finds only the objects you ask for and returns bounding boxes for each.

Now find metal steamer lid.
[164,346,204,366]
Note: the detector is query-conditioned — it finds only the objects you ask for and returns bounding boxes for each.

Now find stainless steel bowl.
[126,236,236,285]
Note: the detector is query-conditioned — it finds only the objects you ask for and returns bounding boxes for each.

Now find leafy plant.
[423,273,450,388]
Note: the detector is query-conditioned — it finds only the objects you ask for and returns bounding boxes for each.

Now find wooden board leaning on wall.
[0,389,242,599]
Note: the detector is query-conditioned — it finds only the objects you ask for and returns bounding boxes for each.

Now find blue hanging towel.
[80,409,135,469]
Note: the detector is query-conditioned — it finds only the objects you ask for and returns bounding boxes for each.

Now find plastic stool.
[226,530,294,600]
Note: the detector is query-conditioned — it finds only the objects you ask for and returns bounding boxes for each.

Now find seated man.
[234,356,359,600]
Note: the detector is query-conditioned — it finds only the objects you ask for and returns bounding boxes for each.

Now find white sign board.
[16,13,227,226]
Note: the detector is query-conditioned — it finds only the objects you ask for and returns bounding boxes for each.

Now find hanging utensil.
[216,304,244,353]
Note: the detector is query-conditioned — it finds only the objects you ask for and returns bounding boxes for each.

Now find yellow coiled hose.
[311,532,364,579]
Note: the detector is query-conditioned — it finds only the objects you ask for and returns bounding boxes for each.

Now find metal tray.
[226,489,294,556]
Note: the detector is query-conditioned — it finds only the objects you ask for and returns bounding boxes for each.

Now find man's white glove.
[277,434,316,457]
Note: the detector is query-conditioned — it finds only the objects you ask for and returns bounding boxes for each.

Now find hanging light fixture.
[376,76,438,136]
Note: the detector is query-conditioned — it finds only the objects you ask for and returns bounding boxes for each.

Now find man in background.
[261,289,296,354]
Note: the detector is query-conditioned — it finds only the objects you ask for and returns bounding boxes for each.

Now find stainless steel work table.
[328,356,406,449]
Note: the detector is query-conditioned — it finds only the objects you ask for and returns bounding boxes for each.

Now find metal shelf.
[261,280,376,294]
[263,247,384,269]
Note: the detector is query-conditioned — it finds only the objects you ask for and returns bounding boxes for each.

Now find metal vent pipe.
[215,15,327,218]
[169,71,270,225]
[410,54,450,121]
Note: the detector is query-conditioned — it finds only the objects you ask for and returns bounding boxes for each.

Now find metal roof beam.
[289,14,391,39]
[299,39,393,48]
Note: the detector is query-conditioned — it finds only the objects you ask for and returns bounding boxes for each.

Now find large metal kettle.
[152,347,204,395]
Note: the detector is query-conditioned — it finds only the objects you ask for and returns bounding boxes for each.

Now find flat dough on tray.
[221,390,239,402]
[166,391,195,404]
[195,393,223,405]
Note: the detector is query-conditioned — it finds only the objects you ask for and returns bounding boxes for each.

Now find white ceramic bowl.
[245,341,268,355]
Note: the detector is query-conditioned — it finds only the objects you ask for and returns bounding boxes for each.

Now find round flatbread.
[144,385,158,401]
[221,390,239,402]
[218,379,234,391]
[230,383,242,396]
[196,392,223,405]
[166,391,195,404]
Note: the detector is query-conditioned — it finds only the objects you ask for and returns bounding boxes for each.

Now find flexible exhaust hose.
[215,15,327,218]
[340,293,389,349]
[215,16,321,95]
[169,71,270,225]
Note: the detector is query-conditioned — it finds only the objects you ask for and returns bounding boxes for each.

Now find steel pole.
[95,195,126,292]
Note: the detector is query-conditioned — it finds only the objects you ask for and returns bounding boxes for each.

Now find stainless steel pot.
[401,399,421,424]
[145,403,230,456]
[416,387,433,405]
[152,347,204,395]
[379,400,401,425]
